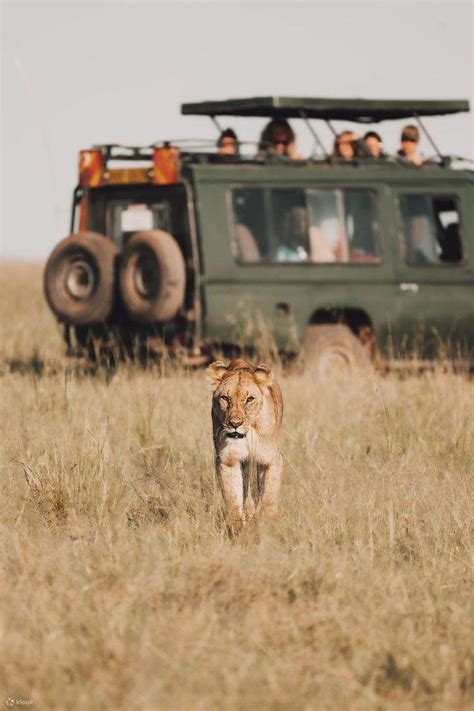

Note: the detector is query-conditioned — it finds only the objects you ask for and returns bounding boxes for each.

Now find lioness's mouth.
[226,432,246,439]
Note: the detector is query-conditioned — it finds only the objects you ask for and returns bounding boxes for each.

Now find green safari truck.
[44,97,474,370]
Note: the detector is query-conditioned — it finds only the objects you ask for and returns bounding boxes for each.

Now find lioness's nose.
[229,418,243,429]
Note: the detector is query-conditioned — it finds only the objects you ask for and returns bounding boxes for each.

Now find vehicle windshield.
[106,201,171,248]
[86,184,190,252]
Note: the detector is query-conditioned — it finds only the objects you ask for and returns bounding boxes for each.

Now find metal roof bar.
[325,119,338,138]
[299,111,328,158]
[413,111,443,160]
[210,115,223,135]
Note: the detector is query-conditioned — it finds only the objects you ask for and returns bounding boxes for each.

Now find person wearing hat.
[397,125,423,165]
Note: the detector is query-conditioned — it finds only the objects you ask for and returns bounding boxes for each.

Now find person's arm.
[287,142,304,161]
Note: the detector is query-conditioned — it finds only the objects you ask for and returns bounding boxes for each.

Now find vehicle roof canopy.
[181,96,470,123]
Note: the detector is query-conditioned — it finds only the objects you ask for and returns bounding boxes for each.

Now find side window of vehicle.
[272,188,381,264]
[229,187,381,265]
[230,188,267,263]
[399,194,463,266]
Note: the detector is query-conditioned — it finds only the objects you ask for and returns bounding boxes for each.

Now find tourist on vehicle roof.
[332,131,360,160]
[363,131,384,159]
[217,128,238,156]
[397,125,423,166]
[258,119,303,160]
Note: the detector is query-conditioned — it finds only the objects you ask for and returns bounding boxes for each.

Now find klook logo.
[4,701,34,707]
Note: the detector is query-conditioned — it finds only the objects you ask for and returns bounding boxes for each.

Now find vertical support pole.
[299,111,328,158]
[210,115,224,134]
[413,112,443,160]
[325,119,338,138]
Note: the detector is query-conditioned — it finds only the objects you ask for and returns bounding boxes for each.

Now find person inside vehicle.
[257,119,303,160]
[217,128,238,156]
[332,131,360,160]
[363,130,384,158]
[277,206,310,261]
[400,195,435,264]
[397,125,423,165]
[278,204,350,263]
[344,192,381,262]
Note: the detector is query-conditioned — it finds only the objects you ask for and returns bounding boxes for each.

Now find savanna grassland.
[1,263,473,710]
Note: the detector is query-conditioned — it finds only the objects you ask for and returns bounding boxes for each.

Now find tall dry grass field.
[1,263,473,710]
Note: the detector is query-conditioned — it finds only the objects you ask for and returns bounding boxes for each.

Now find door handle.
[400,283,419,293]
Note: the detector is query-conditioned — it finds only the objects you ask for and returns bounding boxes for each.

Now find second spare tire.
[119,230,186,324]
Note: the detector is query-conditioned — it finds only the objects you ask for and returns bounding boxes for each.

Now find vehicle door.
[193,167,394,350]
[388,183,474,358]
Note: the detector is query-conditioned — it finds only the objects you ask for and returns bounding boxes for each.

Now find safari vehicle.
[44,97,474,370]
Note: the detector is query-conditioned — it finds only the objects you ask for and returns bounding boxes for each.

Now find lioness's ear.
[207,360,228,390]
[254,363,274,388]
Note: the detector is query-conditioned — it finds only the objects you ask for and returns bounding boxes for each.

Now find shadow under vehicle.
[44,97,474,372]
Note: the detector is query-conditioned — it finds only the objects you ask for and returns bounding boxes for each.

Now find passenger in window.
[332,131,360,160]
[309,224,349,263]
[363,131,384,159]
[309,227,341,262]
[344,192,381,262]
[232,190,264,262]
[400,195,463,265]
[401,195,435,264]
[277,206,310,261]
[234,223,260,262]
[258,119,303,160]
[217,128,238,156]
[397,125,423,165]
[306,191,349,262]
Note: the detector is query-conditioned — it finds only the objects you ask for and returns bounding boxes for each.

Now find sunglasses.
[402,136,417,143]
[272,138,291,146]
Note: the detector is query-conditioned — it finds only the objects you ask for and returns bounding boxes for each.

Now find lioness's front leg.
[216,457,244,534]
[257,454,283,518]
[242,460,256,520]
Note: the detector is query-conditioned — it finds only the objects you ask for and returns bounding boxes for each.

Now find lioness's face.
[208,360,274,441]
[215,373,264,439]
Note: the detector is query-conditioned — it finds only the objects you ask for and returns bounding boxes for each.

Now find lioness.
[207,358,283,534]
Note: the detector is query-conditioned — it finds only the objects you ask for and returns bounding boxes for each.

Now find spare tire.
[44,232,118,325]
[119,230,185,323]
[304,324,371,377]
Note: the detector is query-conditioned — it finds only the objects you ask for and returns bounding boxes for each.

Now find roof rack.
[181,96,470,123]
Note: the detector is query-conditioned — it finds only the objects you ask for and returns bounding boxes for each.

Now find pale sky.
[1,0,473,260]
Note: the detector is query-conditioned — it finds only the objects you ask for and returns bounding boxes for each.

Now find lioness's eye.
[246,396,255,404]
[220,395,230,404]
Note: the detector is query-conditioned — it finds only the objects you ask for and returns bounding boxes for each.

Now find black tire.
[119,230,185,323]
[44,233,118,325]
[304,324,371,377]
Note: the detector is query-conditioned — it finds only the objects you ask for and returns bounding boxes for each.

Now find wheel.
[44,233,118,325]
[119,230,186,324]
[304,323,371,377]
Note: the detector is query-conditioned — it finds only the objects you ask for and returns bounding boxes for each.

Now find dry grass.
[1,263,473,710]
